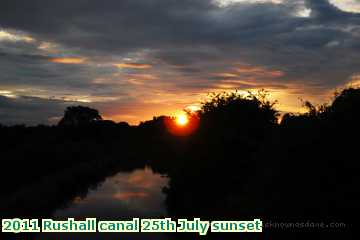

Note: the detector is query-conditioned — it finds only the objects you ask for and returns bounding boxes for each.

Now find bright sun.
[176,115,189,126]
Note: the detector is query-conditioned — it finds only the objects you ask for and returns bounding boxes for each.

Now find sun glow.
[176,115,189,126]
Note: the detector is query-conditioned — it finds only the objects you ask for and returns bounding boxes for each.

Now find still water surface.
[39,167,170,240]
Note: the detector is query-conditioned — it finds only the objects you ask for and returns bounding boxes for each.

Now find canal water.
[39,167,170,240]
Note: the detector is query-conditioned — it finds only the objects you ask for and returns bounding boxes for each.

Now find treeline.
[0,88,358,239]
[142,88,358,239]
[0,122,137,196]
[0,109,146,221]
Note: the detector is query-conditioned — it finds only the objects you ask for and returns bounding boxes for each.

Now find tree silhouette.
[1,87,359,240]
[58,106,102,127]
[199,90,278,141]
[328,87,360,123]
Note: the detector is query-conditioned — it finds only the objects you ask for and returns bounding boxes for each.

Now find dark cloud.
[306,0,350,20]
[0,95,69,125]
[0,0,312,52]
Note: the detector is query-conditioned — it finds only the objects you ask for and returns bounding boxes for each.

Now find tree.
[58,106,102,127]
[328,87,360,123]
[199,90,279,140]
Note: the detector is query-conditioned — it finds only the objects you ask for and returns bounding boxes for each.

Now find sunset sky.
[1,0,360,125]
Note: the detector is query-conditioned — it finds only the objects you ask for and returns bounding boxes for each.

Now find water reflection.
[39,167,170,240]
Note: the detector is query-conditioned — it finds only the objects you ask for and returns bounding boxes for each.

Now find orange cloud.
[127,73,158,80]
[126,73,158,85]
[113,192,148,200]
[236,65,264,73]
[347,75,360,87]
[114,63,152,69]
[215,73,239,78]
[268,70,285,78]
[214,65,284,81]
[50,57,85,64]
[235,65,285,78]
[127,172,155,188]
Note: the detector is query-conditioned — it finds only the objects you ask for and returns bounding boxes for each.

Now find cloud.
[0,90,17,98]
[1,0,360,124]
[113,192,148,201]
[215,0,284,7]
[329,0,360,13]
[49,57,86,64]
[0,95,69,125]
[114,63,152,69]
[234,65,285,77]
[0,29,34,43]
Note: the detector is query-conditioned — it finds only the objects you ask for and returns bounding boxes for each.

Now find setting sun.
[176,115,189,126]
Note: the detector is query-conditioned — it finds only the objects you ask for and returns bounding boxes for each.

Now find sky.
[1,0,360,125]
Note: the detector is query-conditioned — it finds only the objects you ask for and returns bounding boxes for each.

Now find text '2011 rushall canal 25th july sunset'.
[2,218,262,235]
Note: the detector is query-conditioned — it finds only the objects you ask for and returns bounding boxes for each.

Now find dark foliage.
[58,106,102,127]
[1,88,359,240]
